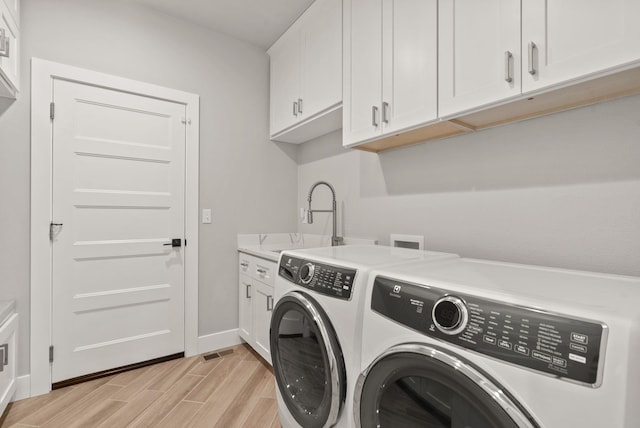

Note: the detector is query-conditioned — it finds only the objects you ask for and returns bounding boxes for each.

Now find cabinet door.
[343,0,383,146]
[238,274,252,343]
[301,0,342,120]
[523,0,640,93]
[1,0,17,28]
[0,1,19,97]
[252,281,274,364]
[438,0,520,117]
[0,313,17,415]
[382,0,438,134]
[269,28,302,136]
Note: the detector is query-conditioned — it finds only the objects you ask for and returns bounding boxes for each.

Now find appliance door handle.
[267,295,273,311]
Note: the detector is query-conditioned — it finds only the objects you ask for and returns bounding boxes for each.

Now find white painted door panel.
[439,0,521,117]
[238,274,252,342]
[51,79,186,383]
[302,0,342,119]
[269,28,302,135]
[523,0,640,92]
[382,0,438,133]
[252,280,273,364]
[343,0,383,146]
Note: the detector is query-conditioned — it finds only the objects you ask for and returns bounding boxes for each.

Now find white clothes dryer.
[269,245,458,428]
[355,258,640,428]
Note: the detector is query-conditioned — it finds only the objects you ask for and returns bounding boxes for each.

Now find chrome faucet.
[307,181,343,246]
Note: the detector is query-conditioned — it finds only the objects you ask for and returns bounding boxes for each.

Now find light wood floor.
[0,344,280,428]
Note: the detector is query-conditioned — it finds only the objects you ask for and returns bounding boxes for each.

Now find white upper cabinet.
[438,0,521,117]
[0,0,19,98]
[268,0,342,143]
[1,0,18,27]
[440,0,640,119]
[343,0,438,147]
[522,0,640,93]
[269,28,302,134]
[301,0,342,120]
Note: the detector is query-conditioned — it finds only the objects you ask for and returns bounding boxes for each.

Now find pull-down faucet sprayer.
[307,181,343,246]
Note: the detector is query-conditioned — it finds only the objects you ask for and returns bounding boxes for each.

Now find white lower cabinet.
[238,252,275,364]
[0,308,17,417]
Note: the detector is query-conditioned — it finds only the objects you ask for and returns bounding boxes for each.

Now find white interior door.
[51,79,186,383]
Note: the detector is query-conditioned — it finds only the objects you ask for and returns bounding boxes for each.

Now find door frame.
[30,58,200,397]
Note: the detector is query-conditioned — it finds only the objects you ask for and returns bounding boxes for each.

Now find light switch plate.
[202,209,212,224]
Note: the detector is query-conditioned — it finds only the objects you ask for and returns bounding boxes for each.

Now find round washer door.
[270,291,346,428]
[355,344,539,428]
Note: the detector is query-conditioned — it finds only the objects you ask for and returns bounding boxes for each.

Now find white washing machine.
[355,257,640,427]
[270,245,458,428]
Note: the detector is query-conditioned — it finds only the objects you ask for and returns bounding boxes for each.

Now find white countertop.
[237,233,377,263]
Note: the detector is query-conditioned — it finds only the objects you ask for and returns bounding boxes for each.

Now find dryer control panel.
[279,256,357,300]
[371,276,607,387]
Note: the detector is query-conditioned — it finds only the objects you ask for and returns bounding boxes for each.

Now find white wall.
[299,95,640,277]
[0,0,298,376]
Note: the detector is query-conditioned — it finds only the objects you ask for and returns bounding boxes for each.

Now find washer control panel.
[279,256,357,300]
[371,276,607,386]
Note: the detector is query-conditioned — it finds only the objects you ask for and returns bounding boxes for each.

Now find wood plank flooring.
[0,344,280,428]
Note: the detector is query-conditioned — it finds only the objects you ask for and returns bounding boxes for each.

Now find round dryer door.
[355,344,539,428]
[270,291,346,428]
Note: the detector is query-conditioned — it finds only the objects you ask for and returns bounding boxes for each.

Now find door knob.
[163,238,182,248]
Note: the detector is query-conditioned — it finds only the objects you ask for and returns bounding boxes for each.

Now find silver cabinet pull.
[371,106,379,127]
[267,295,273,311]
[240,262,249,268]
[245,283,251,299]
[0,29,9,58]
[504,51,513,83]
[382,102,390,124]
[297,98,303,114]
[0,344,8,371]
[257,268,267,275]
[528,42,537,75]
[293,101,298,117]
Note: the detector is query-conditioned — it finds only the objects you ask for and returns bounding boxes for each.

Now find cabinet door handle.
[0,29,9,58]
[267,295,273,311]
[0,344,7,371]
[504,51,513,83]
[382,102,390,124]
[257,268,267,274]
[240,262,249,268]
[528,42,538,75]
[246,283,251,299]
[371,106,379,127]
[293,101,298,117]
[297,98,303,114]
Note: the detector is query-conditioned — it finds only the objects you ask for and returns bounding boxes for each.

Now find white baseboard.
[14,375,31,401]
[197,329,243,355]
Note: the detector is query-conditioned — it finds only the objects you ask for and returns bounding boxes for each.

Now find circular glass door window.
[357,348,537,428]
[270,292,346,428]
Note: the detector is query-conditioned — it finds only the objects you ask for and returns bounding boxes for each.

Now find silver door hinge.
[50,222,63,241]
[49,345,54,363]
[50,102,55,120]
